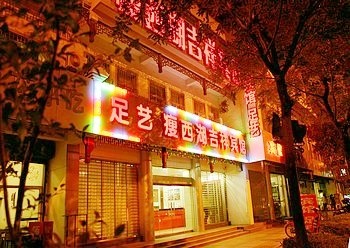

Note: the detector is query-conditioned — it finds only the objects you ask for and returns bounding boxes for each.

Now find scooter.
[333,198,350,215]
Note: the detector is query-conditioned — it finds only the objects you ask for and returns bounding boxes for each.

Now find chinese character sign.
[164,106,247,161]
[244,88,261,137]
[113,0,236,83]
[300,194,318,232]
[92,82,247,162]
[267,141,283,157]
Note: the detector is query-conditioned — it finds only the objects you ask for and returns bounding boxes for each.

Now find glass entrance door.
[270,173,290,219]
[153,185,194,236]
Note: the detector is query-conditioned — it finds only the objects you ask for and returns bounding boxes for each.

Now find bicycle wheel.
[284,223,296,238]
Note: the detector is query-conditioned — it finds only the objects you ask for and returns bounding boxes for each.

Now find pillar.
[139,150,154,241]
[191,159,205,231]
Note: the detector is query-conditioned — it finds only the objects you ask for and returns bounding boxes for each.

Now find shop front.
[246,132,290,222]
[150,152,246,238]
[64,140,142,245]
[270,173,289,219]
[152,161,196,237]
[61,78,250,243]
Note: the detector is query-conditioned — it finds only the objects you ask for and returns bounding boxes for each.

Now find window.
[116,67,138,93]
[0,161,44,229]
[193,99,206,117]
[170,89,185,110]
[208,106,220,122]
[149,80,166,105]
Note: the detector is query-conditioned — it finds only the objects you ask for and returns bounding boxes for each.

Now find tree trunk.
[275,75,309,248]
[341,124,350,167]
[0,108,14,240]
[13,131,39,244]
[13,22,59,242]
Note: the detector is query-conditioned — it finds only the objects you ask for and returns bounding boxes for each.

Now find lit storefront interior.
[270,173,289,219]
[152,166,195,236]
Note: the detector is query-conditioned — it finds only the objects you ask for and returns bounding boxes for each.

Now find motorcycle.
[333,198,350,216]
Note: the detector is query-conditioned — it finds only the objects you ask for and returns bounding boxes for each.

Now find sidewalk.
[203,227,287,248]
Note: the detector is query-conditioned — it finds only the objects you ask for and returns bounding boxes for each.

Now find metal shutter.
[201,172,227,225]
[78,160,139,239]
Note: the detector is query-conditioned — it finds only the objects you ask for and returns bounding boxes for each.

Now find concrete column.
[244,168,255,225]
[65,144,80,245]
[139,150,154,241]
[66,144,80,215]
[191,159,205,232]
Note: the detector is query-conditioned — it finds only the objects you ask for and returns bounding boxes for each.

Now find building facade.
[0,0,340,246]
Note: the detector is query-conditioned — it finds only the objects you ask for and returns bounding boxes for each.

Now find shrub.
[282,233,349,248]
[282,213,350,247]
[320,214,350,236]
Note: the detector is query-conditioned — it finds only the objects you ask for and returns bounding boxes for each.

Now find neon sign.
[92,81,247,162]
[113,0,236,83]
[164,106,246,160]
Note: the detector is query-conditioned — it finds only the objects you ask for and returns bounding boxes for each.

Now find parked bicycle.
[284,208,322,238]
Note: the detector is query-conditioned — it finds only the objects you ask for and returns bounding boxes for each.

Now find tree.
[289,35,350,180]
[114,1,349,247]
[0,0,91,244]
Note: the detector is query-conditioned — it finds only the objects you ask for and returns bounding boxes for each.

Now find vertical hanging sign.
[244,88,261,138]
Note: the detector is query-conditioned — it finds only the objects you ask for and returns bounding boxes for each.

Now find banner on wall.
[90,82,248,162]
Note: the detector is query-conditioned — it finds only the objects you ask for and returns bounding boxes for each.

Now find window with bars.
[149,80,166,105]
[78,160,139,239]
[170,89,185,110]
[193,99,206,117]
[208,106,220,122]
[116,67,138,93]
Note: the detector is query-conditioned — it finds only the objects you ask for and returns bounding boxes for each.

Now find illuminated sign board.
[113,0,236,83]
[244,88,261,137]
[92,81,247,162]
[267,141,283,157]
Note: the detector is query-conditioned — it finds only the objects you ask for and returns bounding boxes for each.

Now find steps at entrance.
[120,223,268,248]
[153,226,249,248]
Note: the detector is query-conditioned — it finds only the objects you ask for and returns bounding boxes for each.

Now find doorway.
[270,173,290,219]
[153,185,194,236]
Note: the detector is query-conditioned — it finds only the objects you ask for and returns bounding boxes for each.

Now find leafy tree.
[289,35,350,182]
[0,0,93,244]
[114,0,349,247]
